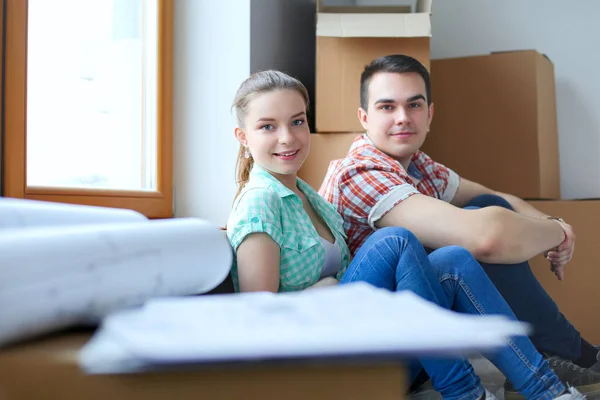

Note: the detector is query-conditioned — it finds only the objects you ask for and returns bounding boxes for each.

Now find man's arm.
[448,177,576,279]
[375,193,565,265]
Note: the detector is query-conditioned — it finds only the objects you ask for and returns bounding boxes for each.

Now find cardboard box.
[299,132,360,190]
[527,200,600,343]
[422,50,560,199]
[0,331,407,400]
[315,0,432,133]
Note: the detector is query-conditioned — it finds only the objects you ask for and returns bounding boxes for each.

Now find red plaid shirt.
[319,134,460,255]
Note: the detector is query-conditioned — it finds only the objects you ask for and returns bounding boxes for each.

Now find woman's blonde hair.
[231,70,310,202]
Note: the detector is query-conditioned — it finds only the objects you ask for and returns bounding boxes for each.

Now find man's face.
[358,72,434,167]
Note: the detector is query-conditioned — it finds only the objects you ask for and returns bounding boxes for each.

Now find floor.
[410,356,600,400]
[410,357,507,400]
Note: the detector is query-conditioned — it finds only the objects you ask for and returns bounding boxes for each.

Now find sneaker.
[589,345,600,373]
[555,387,586,400]
[504,356,600,400]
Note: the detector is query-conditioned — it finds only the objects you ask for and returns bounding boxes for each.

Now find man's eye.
[381,105,394,111]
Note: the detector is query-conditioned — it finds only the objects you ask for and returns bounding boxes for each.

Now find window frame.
[2,0,174,218]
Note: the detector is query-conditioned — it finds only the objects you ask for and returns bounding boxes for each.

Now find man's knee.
[466,194,514,211]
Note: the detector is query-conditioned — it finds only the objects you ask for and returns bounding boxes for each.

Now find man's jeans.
[340,226,564,400]
[465,194,581,360]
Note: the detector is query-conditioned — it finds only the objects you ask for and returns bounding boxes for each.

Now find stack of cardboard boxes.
[425,51,599,342]
[299,1,599,343]
[314,0,432,133]
[299,0,432,189]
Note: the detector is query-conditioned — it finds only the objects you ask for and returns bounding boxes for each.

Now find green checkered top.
[227,166,351,292]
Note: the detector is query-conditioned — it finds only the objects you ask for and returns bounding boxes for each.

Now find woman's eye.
[260,124,275,131]
[292,119,305,126]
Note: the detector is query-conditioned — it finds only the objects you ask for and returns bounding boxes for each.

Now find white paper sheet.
[79,283,530,374]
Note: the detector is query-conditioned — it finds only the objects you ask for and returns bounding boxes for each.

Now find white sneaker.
[555,387,587,400]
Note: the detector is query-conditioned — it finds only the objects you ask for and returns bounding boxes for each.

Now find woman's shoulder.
[227,184,286,250]
[233,182,283,213]
[227,180,285,233]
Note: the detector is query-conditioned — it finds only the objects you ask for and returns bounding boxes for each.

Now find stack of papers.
[79,282,530,374]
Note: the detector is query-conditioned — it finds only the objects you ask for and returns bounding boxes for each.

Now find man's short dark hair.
[360,54,431,111]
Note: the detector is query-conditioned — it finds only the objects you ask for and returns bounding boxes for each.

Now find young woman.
[225,70,583,400]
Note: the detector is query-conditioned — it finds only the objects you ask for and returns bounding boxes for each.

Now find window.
[2,0,173,218]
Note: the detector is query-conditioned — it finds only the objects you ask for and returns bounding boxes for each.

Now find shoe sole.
[505,383,600,400]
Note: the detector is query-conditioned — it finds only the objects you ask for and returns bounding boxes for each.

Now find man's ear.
[358,107,369,131]
[234,127,247,146]
[427,102,435,132]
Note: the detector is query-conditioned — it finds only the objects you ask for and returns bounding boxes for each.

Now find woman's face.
[237,89,310,183]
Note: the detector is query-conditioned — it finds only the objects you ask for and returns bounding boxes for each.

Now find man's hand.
[545,220,576,281]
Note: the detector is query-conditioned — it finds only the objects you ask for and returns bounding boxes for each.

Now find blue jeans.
[465,194,581,360]
[340,227,565,400]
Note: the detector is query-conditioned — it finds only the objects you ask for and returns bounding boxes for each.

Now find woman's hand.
[306,277,339,290]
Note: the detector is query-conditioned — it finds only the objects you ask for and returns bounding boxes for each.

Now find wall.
[174,0,317,225]
[250,0,317,127]
[173,0,251,224]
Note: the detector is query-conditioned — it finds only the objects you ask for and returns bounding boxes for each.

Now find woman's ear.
[234,127,247,146]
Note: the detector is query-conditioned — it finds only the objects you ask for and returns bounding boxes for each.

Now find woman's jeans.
[465,194,581,360]
[340,227,565,400]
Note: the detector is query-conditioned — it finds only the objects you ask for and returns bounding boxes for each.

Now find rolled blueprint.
[0,216,232,347]
[0,197,147,229]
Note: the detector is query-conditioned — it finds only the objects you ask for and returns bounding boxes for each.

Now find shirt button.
[251,217,259,223]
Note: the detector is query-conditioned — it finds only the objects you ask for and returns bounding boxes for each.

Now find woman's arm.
[236,233,281,293]
[237,232,340,292]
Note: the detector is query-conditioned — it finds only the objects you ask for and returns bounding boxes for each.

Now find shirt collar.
[249,165,345,237]
[249,165,297,198]
[357,133,423,182]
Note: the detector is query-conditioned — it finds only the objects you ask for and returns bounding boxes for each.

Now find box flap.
[491,49,537,55]
[490,49,554,64]
[317,0,431,14]
[318,5,412,13]
[317,12,431,38]
[434,50,553,65]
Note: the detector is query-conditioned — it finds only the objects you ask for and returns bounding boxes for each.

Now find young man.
[319,54,600,396]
